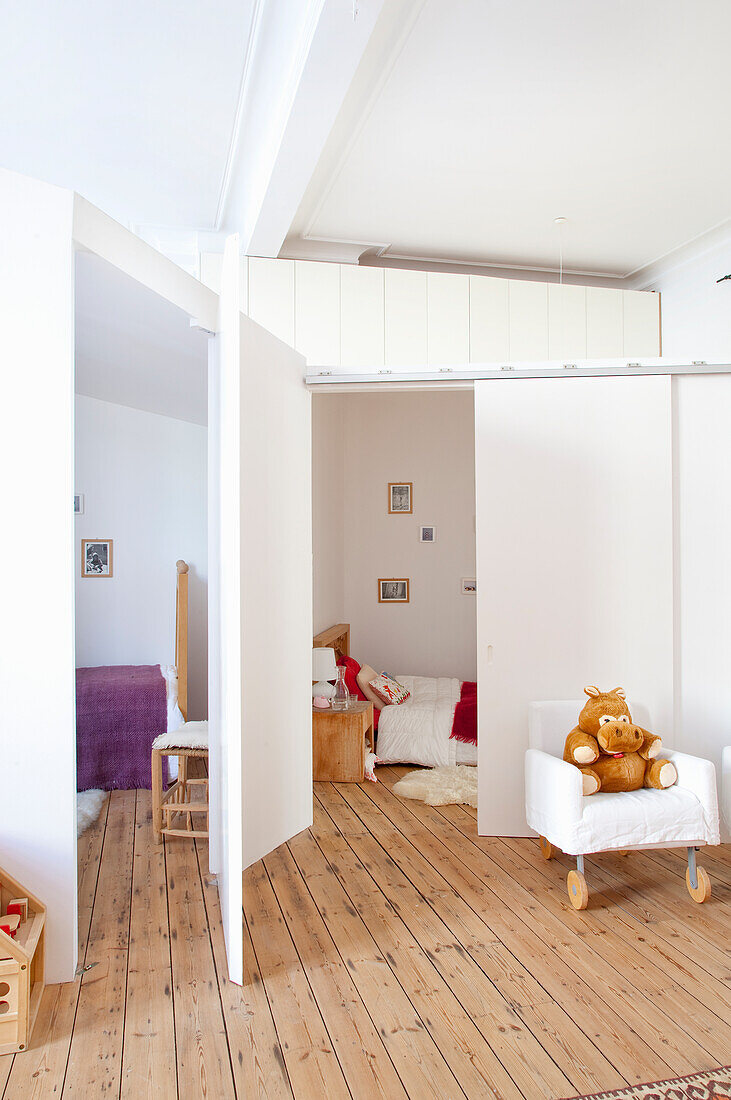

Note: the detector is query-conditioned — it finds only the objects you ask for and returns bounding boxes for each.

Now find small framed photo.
[461,577,476,594]
[82,539,113,578]
[388,482,412,514]
[419,525,436,543]
[378,578,410,603]
[74,494,84,515]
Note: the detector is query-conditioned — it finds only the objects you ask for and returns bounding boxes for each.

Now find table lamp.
[312,647,338,699]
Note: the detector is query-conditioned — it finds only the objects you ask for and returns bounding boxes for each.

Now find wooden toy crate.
[0,868,45,1054]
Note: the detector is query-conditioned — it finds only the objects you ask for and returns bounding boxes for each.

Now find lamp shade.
[312,647,338,682]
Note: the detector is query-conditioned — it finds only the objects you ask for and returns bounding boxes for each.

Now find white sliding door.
[210,237,312,982]
[673,374,731,841]
[475,376,674,836]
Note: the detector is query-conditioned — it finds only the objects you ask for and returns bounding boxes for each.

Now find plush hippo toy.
[564,686,678,796]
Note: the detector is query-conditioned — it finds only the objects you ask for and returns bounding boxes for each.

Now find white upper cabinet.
[248,257,295,347]
[586,286,624,358]
[427,271,469,365]
[340,264,384,369]
[548,284,587,361]
[200,253,662,371]
[469,276,509,363]
[385,268,428,366]
[295,260,340,367]
[623,290,660,357]
[509,280,549,360]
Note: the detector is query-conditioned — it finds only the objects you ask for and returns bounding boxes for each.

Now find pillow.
[356,663,385,710]
[369,673,411,706]
[337,655,367,701]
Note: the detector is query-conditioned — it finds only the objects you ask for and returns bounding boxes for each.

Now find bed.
[76,560,189,791]
[313,624,477,769]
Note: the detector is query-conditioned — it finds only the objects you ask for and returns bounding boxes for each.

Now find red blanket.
[450,681,477,745]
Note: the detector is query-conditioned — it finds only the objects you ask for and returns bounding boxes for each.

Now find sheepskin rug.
[77,789,107,837]
[392,765,477,807]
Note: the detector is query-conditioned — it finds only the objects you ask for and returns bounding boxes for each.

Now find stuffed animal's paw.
[574,745,598,765]
[582,772,600,795]
[644,758,677,789]
[658,761,677,788]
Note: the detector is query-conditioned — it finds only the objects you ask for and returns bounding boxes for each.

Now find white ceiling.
[75,252,208,425]
[2,0,255,229]
[287,0,731,279]
[4,0,730,281]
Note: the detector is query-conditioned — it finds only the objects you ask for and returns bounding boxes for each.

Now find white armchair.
[526,701,720,910]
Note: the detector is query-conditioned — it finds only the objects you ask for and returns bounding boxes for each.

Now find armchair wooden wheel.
[567,869,589,910]
[538,835,554,860]
[686,865,711,903]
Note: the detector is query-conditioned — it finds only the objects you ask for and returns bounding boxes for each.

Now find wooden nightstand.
[312,701,375,782]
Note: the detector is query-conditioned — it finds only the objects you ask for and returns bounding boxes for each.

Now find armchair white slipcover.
[526,701,720,908]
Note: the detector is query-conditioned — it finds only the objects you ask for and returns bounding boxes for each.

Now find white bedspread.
[376,675,465,768]
[160,663,186,733]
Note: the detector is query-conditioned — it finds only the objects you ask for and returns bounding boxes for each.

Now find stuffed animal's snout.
[596,720,643,755]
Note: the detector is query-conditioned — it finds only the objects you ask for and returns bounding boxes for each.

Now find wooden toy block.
[0,868,45,1054]
[7,899,28,923]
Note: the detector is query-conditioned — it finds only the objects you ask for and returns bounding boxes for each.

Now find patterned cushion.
[369,673,411,706]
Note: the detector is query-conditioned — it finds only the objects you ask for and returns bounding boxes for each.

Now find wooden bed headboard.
[313,623,350,659]
[175,560,189,721]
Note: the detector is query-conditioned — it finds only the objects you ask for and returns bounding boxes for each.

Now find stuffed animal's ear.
[612,687,626,699]
[584,685,601,697]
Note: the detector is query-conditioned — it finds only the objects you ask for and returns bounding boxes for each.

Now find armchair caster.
[538,835,554,860]
[567,869,588,910]
[686,846,711,903]
[686,866,711,903]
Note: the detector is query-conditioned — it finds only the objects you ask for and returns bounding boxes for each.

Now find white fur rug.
[392,765,477,807]
[77,789,107,837]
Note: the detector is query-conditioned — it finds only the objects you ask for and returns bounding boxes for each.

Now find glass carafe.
[331,666,350,710]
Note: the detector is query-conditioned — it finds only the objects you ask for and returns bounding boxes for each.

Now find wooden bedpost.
[176,560,189,721]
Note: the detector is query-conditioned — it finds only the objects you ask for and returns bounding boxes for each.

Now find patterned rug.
[563,1066,731,1099]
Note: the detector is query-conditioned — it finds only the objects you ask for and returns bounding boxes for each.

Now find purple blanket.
[76,665,168,791]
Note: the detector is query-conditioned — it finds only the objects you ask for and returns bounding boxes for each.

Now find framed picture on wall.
[419,525,436,543]
[388,482,412,514]
[82,539,113,578]
[74,494,84,515]
[378,578,410,603]
[461,577,476,594]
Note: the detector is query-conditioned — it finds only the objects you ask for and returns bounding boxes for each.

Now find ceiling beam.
[218,0,386,257]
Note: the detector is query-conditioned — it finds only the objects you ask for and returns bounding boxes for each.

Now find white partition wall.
[208,237,312,981]
[0,170,78,983]
[208,237,244,983]
[475,376,674,836]
[238,313,313,869]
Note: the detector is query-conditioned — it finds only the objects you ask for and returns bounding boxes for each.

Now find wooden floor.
[1,767,730,1099]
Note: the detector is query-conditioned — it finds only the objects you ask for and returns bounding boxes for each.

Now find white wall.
[646,229,731,363]
[313,390,476,680]
[75,396,208,719]
[0,169,78,983]
[312,395,345,634]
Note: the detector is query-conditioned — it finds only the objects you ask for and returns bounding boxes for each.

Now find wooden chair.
[151,727,209,844]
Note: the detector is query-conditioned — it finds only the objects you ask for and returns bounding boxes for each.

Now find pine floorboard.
[0,766,729,1099]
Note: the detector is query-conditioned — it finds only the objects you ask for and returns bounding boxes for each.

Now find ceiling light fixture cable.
[554,216,567,286]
